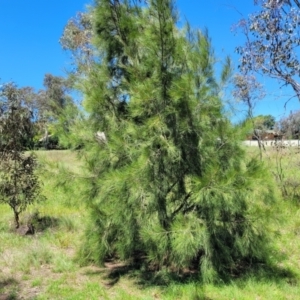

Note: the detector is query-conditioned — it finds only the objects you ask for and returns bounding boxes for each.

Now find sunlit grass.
[1,149,300,299]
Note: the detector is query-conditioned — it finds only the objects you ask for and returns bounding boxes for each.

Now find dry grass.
[247,145,300,201]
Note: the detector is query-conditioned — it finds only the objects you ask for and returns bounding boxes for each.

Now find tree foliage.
[247,114,276,130]
[74,0,275,281]
[0,83,42,228]
[259,114,276,130]
[60,11,94,75]
[236,0,300,100]
[35,74,77,149]
[12,74,77,149]
[278,110,300,138]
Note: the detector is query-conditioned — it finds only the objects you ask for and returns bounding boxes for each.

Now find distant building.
[246,129,284,141]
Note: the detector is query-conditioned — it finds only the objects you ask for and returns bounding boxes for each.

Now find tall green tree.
[76,0,275,281]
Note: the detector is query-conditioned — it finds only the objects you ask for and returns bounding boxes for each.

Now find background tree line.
[0,74,78,150]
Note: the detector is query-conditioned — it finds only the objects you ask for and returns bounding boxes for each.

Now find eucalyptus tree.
[236,0,300,101]
[75,0,275,281]
[0,83,42,228]
[60,11,94,75]
[34,74,76,148]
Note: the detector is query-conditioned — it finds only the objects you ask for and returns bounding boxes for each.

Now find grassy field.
[1,149,300,299]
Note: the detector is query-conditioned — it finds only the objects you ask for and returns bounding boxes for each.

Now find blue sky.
[0,0,298,121]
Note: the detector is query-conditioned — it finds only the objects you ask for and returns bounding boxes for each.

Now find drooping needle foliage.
[74,0,276,282]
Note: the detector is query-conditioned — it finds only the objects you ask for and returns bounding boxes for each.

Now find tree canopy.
[236,0,300,101]
[252,114,276,130]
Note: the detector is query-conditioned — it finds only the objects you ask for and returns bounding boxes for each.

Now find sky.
[0,0,299,122]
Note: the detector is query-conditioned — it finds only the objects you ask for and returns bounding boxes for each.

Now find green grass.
[1,149,300,299]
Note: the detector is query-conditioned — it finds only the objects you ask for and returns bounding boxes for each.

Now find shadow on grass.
[230,262,298,286]
[96,260,200,287]
[0,278,19,300]
[82,262,135,287]
[25,212,60,233]
[89,258,298,290]
[10,213,72,237]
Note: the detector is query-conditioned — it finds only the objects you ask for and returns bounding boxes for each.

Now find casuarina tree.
[73,0,276,282]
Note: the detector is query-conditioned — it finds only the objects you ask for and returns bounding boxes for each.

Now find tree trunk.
[13,209,20,229]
